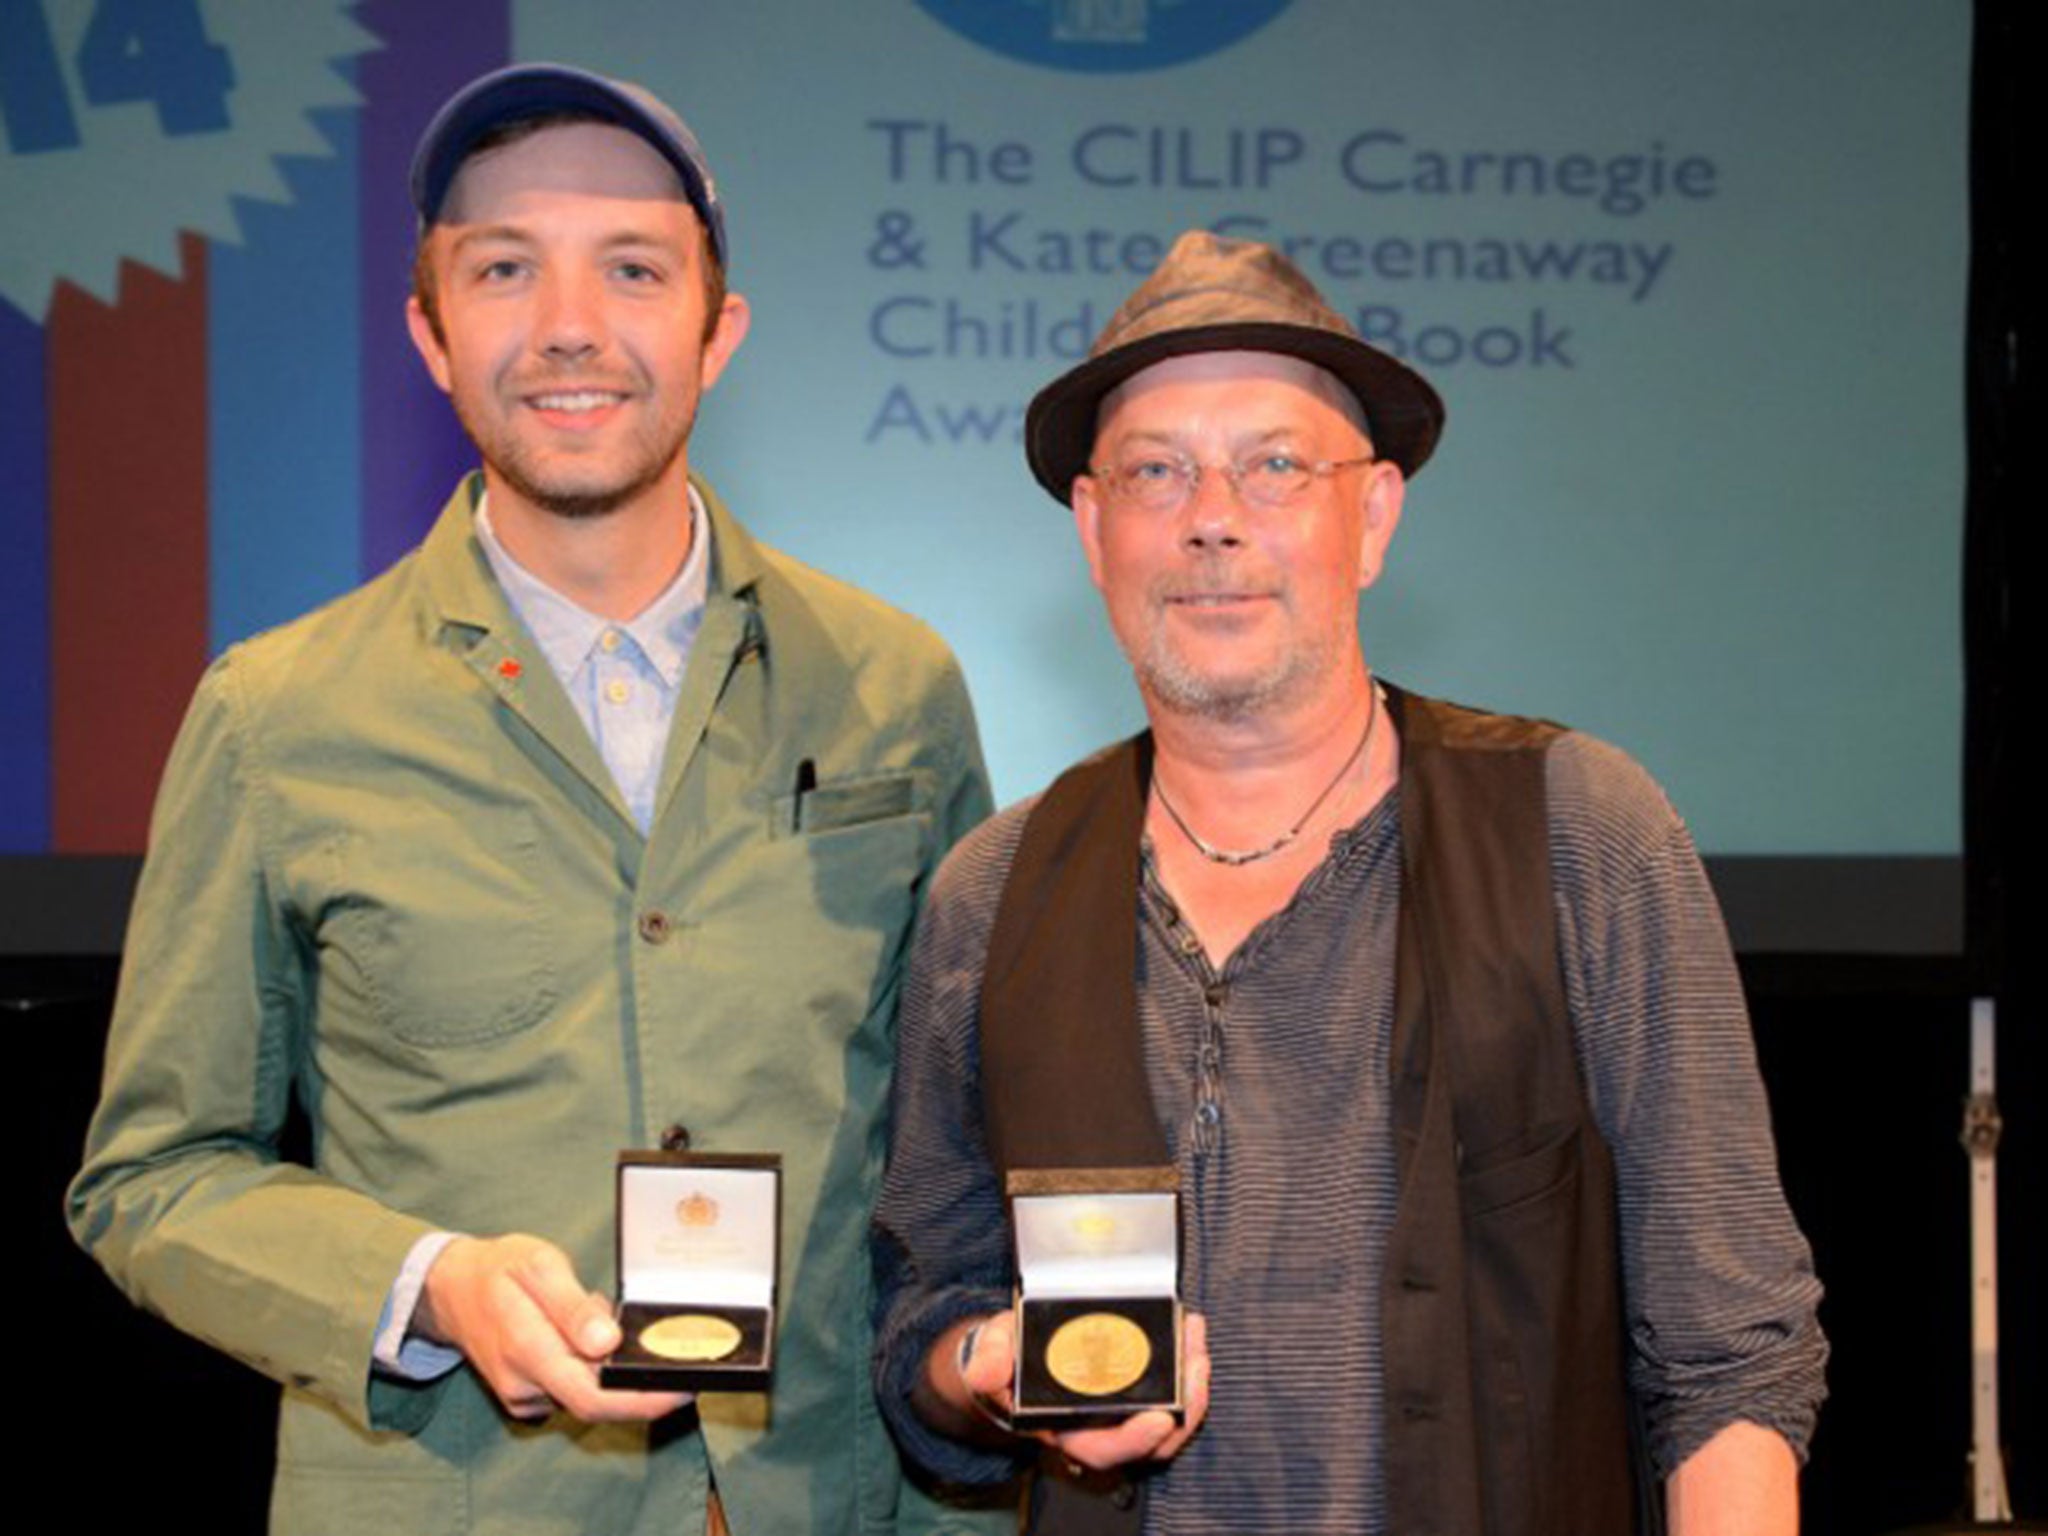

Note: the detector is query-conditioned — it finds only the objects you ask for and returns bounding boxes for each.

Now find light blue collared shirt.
[475,491,711,833]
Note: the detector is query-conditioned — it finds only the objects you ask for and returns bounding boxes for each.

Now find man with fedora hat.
[872,231,1826,1533]
[70,63,992,1535]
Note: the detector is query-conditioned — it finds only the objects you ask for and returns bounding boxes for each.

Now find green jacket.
[70,477,995,1535]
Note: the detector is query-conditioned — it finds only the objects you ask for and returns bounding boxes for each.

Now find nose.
[1180,463,1245,551]
[536,268,606,360]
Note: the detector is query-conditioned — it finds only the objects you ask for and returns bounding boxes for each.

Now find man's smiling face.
[1072,350,1404,723]
[407,119,744,523]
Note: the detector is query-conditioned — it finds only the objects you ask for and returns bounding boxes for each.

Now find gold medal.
[1044,1312,1151,1397]
[638,1313,743,1362]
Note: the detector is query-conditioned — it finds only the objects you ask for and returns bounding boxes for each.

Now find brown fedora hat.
[1024,230,1445,502]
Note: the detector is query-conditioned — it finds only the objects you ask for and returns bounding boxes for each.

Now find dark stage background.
[20,953,2044,1532]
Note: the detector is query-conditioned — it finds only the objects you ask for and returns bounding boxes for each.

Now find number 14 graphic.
[2,0,236,154]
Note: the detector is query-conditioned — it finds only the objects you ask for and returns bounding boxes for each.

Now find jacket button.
[637,909,674,944]
[660,1123,692,1152]
[1109,1482,1137,1511]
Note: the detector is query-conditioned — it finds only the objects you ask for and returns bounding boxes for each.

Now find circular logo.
[914,0,1294,74]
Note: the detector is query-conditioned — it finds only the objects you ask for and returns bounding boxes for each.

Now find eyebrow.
[1108,426,1305,454]
[446,224,533,252]
[444,225,686,258]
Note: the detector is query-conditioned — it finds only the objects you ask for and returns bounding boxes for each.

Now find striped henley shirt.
[873,729,1826,1535]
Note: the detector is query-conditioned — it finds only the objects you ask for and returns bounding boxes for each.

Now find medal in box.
[1007,1166,1182,1425]
[601,1151,780,1392]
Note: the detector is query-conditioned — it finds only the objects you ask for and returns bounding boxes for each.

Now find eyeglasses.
[1087,452,1375,513]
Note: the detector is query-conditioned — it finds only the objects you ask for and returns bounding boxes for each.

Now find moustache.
[1152,570,1285,604]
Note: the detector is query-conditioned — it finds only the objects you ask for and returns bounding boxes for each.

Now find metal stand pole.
[1964,997,2012,1523]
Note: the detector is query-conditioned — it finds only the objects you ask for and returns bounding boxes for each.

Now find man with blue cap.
[71,64,992,1536]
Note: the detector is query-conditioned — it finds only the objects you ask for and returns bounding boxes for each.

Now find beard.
[453,374,698,522]
[484,440,678,521]
[1121,571,1344,724]
[1133,630,1335,722]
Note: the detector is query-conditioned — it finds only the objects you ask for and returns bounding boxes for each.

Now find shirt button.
[660,1123,692,1151]
[637,909,674,945]
[600,629,622,653]
[1203,982,1228,1010]
[1196,1101,1221,1126]
[604,678,631,705]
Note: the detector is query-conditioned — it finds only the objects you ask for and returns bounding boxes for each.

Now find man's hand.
[416,1233,691,1423]
[930,1309,1211,1470]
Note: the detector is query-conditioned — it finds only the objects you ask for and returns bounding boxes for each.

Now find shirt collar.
[474,489,711,689]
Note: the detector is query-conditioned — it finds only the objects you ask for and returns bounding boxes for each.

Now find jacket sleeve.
[65,650,441,1433]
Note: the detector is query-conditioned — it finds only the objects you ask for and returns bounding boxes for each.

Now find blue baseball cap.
[410,63,728,267]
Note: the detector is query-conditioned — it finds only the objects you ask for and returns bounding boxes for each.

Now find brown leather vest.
[978,686,1650,1536]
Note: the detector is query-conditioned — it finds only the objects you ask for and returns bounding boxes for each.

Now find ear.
[697,292,752,392]
[1070,473,1109,592]
[1355,460,1405,591]
[406,291,453,396]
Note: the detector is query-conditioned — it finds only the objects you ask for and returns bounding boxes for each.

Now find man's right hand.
[925,1309,1210,1470]
[416,1233,691,1423]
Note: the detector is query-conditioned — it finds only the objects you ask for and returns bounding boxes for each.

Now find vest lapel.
[979,733,1170,1173]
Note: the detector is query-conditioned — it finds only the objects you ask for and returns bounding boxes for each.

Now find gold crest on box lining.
[675,1191,720,1228]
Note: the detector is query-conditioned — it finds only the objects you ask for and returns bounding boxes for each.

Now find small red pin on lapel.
[497,657,523,681]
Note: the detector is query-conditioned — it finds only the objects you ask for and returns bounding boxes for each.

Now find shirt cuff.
[876,1284,1032,1488]
[372,1230,465,1381]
